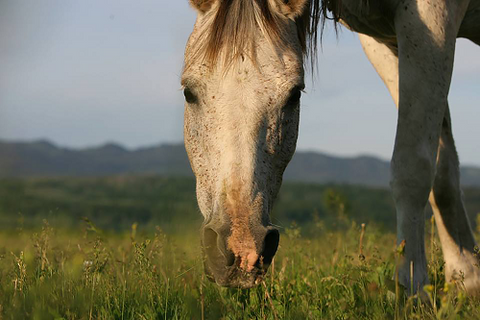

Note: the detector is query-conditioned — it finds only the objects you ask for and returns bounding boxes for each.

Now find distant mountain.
[283,152,391,186]
[0,140,191,177]
[1,140,480,187]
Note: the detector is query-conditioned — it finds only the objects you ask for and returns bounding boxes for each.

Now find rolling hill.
[1,139,479,187]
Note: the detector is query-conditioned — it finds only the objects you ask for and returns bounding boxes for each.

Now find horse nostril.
[203,228,221,264]
[261,229,280,266]
[203,227,235,267]
[225,251,235,266]
[218,236,235,267]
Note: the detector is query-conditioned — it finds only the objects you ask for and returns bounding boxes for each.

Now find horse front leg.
[429,106,480,293]
[392,0,469,294]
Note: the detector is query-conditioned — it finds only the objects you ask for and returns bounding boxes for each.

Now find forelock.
[184,0,338,74]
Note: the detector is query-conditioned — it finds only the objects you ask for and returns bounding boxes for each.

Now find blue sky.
[1,1,479,165]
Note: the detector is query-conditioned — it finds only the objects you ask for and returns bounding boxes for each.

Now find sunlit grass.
[1,218,479,319]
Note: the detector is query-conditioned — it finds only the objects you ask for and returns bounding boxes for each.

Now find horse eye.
[285,89,302,107]
[183,87,198,104]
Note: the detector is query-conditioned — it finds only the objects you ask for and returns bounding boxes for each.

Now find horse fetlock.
[445,252,480,294]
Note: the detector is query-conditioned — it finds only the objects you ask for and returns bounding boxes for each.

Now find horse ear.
[189,0,216,13]
[276,0,308,19]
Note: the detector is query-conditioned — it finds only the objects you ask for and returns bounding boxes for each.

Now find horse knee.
[390,153,434,207]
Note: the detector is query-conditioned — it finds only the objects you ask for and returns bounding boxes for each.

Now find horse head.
[182,0,319,288]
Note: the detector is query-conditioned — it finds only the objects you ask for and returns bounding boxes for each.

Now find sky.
[1,1,479,165]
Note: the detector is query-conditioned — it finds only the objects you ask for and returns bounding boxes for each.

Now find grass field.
[1,177,480,319]
[1,218,480,319]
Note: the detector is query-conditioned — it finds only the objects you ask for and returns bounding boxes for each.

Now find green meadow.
[1,176,480,319]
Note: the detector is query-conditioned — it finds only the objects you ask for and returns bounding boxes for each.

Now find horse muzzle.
[201,224,279,288]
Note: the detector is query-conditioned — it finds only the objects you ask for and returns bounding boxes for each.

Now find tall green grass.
[1,218,479,319]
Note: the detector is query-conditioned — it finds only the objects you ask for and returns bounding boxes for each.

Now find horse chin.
[204,262,268,289]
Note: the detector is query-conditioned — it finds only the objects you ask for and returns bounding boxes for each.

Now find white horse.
[182,0,480,293]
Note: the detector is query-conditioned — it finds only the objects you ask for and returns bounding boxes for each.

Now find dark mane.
[186,0,341,71]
